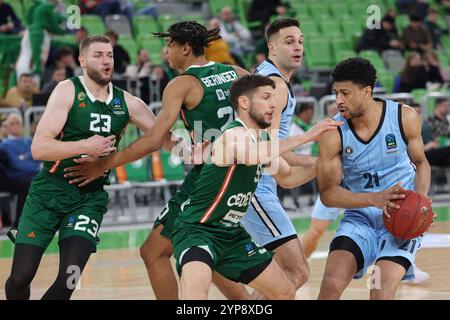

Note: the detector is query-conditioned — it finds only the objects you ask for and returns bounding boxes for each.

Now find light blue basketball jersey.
[255,59,297,192]
[333,98,416,229]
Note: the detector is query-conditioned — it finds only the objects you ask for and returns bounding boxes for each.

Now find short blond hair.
[79,35,111,53]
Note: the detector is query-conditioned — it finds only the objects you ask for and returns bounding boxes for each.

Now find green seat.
[209,0,236,16]
[308,3,330,19]
[161,150,185,181]
[440,35,450,51]
[133,16,160,35]
[81,15,105,35]
[329,3,351,18]
[436,52,449,69]
[237,0,262,30]
[411,88,428,104]
[118,38,139,64]
[299,19,320,35]
[349,3,369,17]
[183,15,205,25]
[124,157,151,182]
[377,70,395,93]
[331,38,353,63]
[305,38,333,69]
[158,15,179,32]
[140,38,164,61]
[359,50,385,70]
[319,20,343,37]
[341,20,363,38]
[396,14,410,33]
[335,50,358,63]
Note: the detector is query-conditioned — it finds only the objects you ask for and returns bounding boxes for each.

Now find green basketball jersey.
[43,76,129,191]
[178,119,268,235]
[180,62,238,143]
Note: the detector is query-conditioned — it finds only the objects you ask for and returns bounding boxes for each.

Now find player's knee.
[309,225,327,240]
[8,271,34,289]
[319,276,344,298]
[291,263,309,289]
[274,281,296,300]
[370,287,396,300]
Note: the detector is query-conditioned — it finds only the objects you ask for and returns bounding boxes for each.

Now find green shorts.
[153,165,202,239]
[172,223,273,282]
[15,170,108,251]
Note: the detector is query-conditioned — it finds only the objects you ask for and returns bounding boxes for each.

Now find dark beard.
[249,107,270,129]
[87,68,112,86]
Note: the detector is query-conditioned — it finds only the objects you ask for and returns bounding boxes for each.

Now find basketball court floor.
[1,204,449,300]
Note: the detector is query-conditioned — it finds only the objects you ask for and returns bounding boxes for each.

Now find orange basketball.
[383,190,433,240]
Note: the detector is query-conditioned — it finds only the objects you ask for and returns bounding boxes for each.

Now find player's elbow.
[31,140,44,160]
[320,190,335,207]
[278,176,295,189]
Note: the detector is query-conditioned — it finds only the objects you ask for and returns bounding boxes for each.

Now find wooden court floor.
[1,222,449,300]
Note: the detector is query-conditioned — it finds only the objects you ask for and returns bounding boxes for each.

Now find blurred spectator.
[247,0,289,27]
[204,18,236,65]
[426,98,450,138]
[0,114,40,180]
[424,50,446,84]
[413,102,450,168]
[41,66,67,94]
[79,0,121,19]
[402,14,433,53]
[15,0,66,84]
[437,0,450,14]
[150,47,179,100]
[117,0,136,22]
[356,15,404,53]
[0,0,23,34]
[219,7,253,56]
[126,48,152,78]
[105,30,130,74]
[424,8,447,49]
[0,115,7,140]
[253,23,270,68]
[44,47,76,84]
[398,51,443,92]
[289,103,315,156]
[73,26,89,66]
[4,74,38,109]
[0,113,40,228]
[396,0,429,18]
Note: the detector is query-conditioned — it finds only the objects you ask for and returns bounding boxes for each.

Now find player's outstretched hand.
[64,156,108,187]
[83,134,116,157]
[369,182,406,218]
[304,118,343,142]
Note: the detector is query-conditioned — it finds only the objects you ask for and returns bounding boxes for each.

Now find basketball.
[383,190,434,240]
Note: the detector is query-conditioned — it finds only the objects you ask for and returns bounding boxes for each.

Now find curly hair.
[153,21,221,56]
[331,57,377,90]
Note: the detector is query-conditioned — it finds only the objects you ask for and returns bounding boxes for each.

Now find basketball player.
[317,57,433,300]
[173,74,341,299]
[4,35,178,300]
[64,21,256,299]
[241,18,314,293]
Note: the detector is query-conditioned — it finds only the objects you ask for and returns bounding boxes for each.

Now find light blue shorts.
[333,212,420,281]
[241,182,297,248]
[311,196,342,221]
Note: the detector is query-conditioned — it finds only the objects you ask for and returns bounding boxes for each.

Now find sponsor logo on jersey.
[227,192,253,208]
[27,231,36,238]
[67,215,76,228]
[79,102,86,108]
[244,242,256,257]
[113,98,122,110]
[222,209,245,224]
[78,92,86,101]
[344,146,353,154]
[385,133,397,149]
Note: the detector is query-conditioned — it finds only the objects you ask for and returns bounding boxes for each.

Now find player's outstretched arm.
[212,118,341,167]
[31,80,116,161]
[268,156,316,188]
[124,91,180,152]
[103,76,190,168]
[401,105,431,196]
